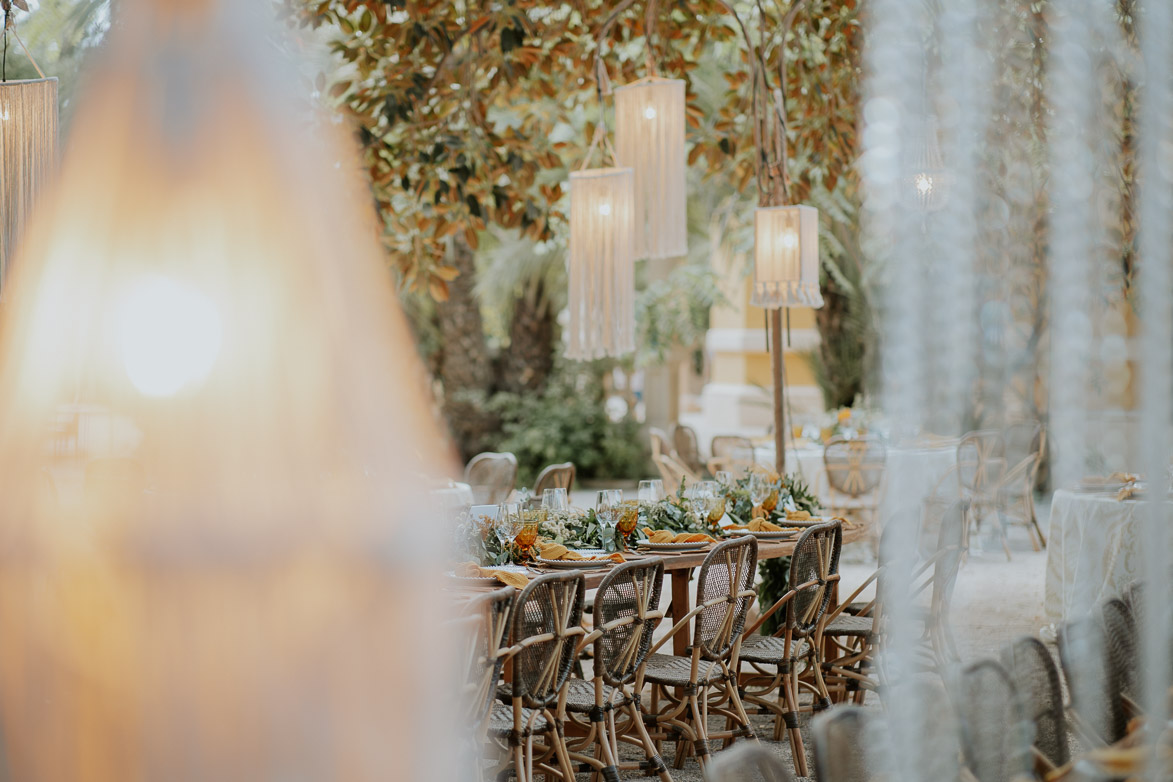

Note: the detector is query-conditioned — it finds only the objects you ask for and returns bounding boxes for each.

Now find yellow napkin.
[786,510,812,521]
[536,542,624,563]
[454,561,529,589]
[640,528,714,544]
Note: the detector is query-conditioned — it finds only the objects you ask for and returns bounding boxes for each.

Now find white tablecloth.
[1044,489,1173,625]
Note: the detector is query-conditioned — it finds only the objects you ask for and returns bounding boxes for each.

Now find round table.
[884,444,959,507]
[1044,489,1173,627]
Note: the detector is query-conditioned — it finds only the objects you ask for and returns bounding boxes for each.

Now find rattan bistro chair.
[954,659,1033,782]
[958,430,1010,558]
[490,572,586,782]
[709,435,756,475]
[739,521,842,777]
[1100,598,1140,714]
[642,537,760,770]
[533,462,576,495]
[706,743,795,782]
[564,559,672,782]
[464,452,519,505]
[672,423,707,478]
[1001,636,1069,774]
[455,587,515,780]
[1057,615,1129,747]
[822,437,886,525]
[812,705,877,782]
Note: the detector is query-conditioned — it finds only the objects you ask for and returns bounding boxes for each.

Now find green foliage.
[488,363,647,485]
[636,264,727,367]
[755,473,819,636]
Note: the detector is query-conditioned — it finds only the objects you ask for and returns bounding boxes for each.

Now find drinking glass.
[748,473,770,506]
[495,502,521,549]
[517,507,545,549]
[638,479,665,505]
[596,489,622,552]
[618,500,640,541]
[697,480,725,524]
[542,487,569,513]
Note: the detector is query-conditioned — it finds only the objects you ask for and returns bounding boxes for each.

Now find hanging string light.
[0,3,57,289]
[613,0,687,259]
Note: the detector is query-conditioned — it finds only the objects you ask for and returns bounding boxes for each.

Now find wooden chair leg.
[626,702,672,782]
[785,666,808,777]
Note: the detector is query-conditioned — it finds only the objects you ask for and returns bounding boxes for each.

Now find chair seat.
[642,653,726,687]
[738,635,814,667]
[564,678,621,713]
[824,613,874,638]
[488,701,551,737]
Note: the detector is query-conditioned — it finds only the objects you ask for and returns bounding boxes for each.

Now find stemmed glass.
[699,480,726,524]
[542,487,569,513]
[596,490,622,553]
[495,502,521,552]
[748,473,771,508]
[638,480,665,504]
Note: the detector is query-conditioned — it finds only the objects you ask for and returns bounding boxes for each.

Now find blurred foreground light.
[0,2,458,780]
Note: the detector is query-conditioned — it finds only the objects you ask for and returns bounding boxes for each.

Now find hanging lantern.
[0,77,57,287]
[566,167,636,359]
[0,3,456,780]
[614,77,687,259]
[751,204,823,310]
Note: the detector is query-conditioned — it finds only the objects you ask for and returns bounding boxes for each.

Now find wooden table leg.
[670,569,691,656]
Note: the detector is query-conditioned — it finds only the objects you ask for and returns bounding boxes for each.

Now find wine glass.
[638,479,665,504]
[748,473,770,507]
[495,502,521,549]
[542,487,568,513]
[596,489,622,552]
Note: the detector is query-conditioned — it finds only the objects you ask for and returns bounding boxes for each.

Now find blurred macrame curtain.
[0,3,58,290]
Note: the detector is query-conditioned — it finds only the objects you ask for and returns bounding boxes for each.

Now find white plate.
[446,572,501,586]
[727,528,800,541]
[535,556,614,570]
[636,539,711,552]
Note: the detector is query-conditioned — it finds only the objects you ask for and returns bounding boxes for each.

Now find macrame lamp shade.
[0,77,58,288]
[566,167,636,359]
[614,77,687,259]
[751,204,823,310]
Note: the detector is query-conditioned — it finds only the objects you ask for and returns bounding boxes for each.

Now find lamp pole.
[771,308,786,474]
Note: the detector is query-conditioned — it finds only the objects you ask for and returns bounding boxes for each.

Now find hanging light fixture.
[751,204,823,309]
[0,2,456,779]
[614,76,687,259]
[566,165,636,359]
[0,71,58,287]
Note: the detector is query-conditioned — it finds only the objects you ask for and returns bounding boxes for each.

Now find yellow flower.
[837,408,852,423]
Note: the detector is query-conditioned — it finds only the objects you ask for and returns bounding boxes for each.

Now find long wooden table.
[455,524,869,657]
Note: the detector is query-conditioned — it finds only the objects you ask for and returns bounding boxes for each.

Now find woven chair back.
[510,572,585,708]
[649,426,672,459]
[957,430,1006,493]
[593,558,665,687]
[931,500,967,615]
[672,423,705,476]
[1058,615,1129,744]
[463,451,518,505]
[695,536,758,661]
[711,435,754,460]
[458,586,515,728]
[786,521,842,637]
[705,743,795,782]
[824,436,886,497]
[812,705,875,782]
[533,462,575,495]
[1100,598,1139,700]
[1002,420,1043,470]
[955,659,1033,782]
[653,452,696,490]
[1001,636,1069,768]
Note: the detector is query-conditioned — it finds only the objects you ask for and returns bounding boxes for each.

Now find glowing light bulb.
[915,173,934,195]
[0,107,9,122]
[118,275,222,397]
[598,202,612,216]
[643,106,656,120]
[781,231,798,249]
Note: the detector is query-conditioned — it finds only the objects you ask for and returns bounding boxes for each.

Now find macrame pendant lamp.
[0,72,58,287]
[751,204,823,309]
[614,76,687,259]
[566,166,636,360]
